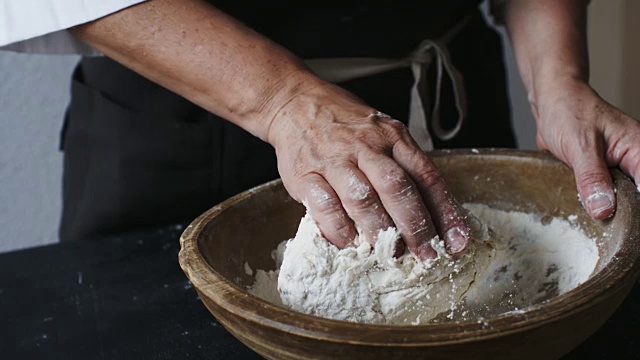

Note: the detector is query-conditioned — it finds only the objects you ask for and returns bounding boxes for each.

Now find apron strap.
[304,16,470,151]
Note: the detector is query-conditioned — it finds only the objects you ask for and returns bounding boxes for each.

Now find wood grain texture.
[179,149,640,360]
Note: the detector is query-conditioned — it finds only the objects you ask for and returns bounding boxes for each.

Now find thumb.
[570,140,616,219]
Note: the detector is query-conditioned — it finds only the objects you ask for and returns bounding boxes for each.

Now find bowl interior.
[197,150,639,296]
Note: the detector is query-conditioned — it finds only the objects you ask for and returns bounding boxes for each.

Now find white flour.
[247,204,599,324]
[451,204,599,320]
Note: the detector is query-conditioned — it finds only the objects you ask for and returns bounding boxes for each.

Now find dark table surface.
[1,225,638,360]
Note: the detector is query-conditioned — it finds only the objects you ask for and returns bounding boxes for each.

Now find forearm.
[503,0,640,220]
[503,0,589,114]
[70,0,474,256]
[69,0,320,141]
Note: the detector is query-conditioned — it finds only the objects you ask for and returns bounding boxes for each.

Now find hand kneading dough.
[277,211,495,325]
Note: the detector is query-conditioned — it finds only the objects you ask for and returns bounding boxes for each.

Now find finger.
[614,147,640,183]
[357,152,438,260]
[323,165,395,246]
[623,150,640,191]
[393,142,470,255]
[607,121,640,189]
[570,136,616,219]
[297,173,357,248]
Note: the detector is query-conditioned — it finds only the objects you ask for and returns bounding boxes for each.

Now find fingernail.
[585,191,614,218]
[417,242,437,261]
[446,227,468,254]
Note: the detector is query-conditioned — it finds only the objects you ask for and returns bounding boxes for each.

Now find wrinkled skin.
[71,0,639,261]
[268,82,470,260]
[534,79,640,219]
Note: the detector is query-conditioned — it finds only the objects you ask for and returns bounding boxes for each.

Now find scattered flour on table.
[247,204,599,325]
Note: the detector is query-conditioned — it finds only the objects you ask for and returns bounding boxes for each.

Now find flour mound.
[276,212,494,325]
[248,205,600,324]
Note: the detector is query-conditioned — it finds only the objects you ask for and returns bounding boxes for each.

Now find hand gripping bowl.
[179,149,640,360]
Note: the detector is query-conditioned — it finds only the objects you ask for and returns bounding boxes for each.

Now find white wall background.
[0,0,636,253]
[0,53,79,252]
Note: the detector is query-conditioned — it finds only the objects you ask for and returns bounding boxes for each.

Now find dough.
[276,210,495,325]
[248,204,600,324]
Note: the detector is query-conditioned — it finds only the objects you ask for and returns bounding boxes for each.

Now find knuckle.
[343,175,381,213]
[346,173,372,201]
[413,164,443,189]
[313,197,343,216]
[344,193,379,214]
[307,182,332,206]
[379,167,413,196]
[383,120,410,141]
[307,189,342,216]
[385,119,408,133]
[576,169,609,189]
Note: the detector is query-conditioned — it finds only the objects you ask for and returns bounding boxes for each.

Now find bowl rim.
[179,148,640,346]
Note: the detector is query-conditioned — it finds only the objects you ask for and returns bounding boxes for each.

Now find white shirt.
[0,0,512,56]
[0,0,145,55]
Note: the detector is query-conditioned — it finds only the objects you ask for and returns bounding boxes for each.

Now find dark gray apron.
[59,4,514,242]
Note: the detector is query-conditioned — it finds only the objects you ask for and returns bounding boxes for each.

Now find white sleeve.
[0,0,146,55]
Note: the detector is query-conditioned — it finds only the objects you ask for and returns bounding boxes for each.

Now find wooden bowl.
[179,149,640,360]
